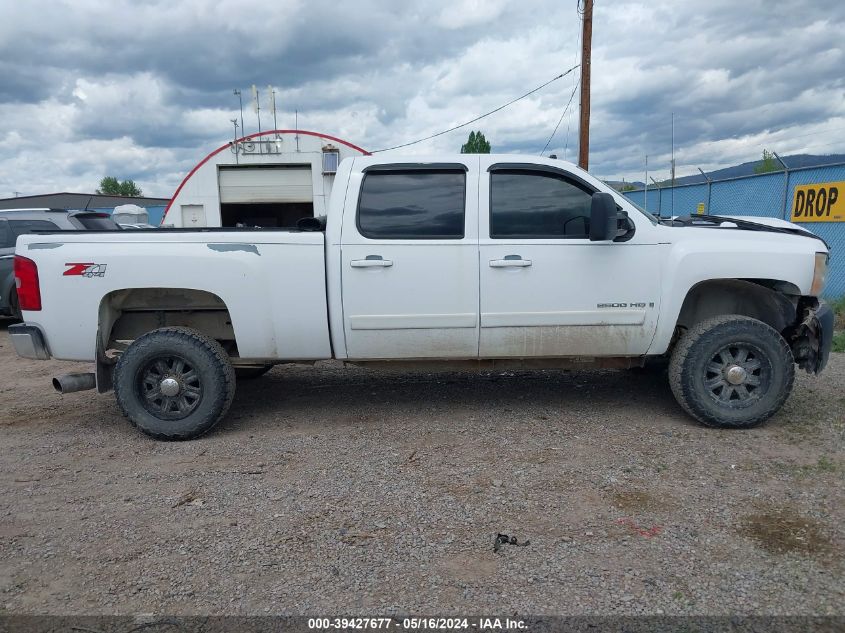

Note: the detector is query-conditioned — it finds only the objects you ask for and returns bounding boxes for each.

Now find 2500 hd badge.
[597,302,654,308]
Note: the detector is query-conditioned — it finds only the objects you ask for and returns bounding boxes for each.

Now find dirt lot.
[0,318,842,616]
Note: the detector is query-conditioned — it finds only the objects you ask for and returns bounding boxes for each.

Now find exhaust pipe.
[52,372,96,394]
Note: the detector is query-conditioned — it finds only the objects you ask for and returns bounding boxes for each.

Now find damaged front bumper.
[790,299,834,374]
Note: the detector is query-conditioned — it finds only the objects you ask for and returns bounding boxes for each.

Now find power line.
[540,82,579,156]
[563,1,583,161]
[371,65,580,153]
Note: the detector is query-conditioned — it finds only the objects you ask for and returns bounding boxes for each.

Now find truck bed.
[16,229,331,362]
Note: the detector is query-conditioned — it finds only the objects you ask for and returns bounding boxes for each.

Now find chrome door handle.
[351,256,393,268]
[489,257,532,268]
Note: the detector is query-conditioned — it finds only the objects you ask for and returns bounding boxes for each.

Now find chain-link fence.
[623,162,845,298]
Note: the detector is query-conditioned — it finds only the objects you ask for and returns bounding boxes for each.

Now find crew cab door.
[340,160,480,359]
[478,159,662,357]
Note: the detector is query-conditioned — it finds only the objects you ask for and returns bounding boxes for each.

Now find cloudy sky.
[1,0,843,198]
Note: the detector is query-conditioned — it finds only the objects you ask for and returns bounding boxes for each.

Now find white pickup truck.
[8,155,834,440]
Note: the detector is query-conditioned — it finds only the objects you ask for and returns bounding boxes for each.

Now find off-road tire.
[235,365,274,380]
[114,327,236,440]
[669,315,794,429]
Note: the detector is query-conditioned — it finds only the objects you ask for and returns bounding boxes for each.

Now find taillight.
[13,255,41,311]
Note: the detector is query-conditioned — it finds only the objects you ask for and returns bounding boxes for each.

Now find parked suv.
[0,209,120,319]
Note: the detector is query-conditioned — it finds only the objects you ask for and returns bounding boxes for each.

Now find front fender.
[648,234,817,355]
[789,299,834,374]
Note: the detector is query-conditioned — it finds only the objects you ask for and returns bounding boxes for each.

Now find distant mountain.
[664,153,845,188]
[606,180,645,191]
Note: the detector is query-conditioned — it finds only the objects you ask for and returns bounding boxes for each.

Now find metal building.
[161,129,369,228]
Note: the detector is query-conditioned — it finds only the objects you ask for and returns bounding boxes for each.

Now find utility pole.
[578,0,593,171]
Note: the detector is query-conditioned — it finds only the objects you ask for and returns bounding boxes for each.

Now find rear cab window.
[357,168,466,239]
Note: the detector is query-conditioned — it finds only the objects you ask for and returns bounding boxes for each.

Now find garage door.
[218,166,313,204]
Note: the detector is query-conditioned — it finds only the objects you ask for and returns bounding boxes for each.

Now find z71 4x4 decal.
[63,263,107,278]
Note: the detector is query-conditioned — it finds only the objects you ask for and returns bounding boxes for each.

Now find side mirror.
[589,192,618,241]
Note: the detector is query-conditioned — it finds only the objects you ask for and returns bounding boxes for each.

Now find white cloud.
[0,0,844,196]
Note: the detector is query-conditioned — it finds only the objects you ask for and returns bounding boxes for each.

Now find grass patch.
[610,489,663,512]
[831,295,845,331]
[812,456,839,473]
[739,508,832,555]
[833,331,845,353]
[777,456,841,477]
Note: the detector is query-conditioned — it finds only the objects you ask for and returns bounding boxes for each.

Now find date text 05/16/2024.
[307,617,527,630]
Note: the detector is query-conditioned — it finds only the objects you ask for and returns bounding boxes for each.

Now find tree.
[753,149,781,175]
[97,176,143,197]
[460,130,491,154]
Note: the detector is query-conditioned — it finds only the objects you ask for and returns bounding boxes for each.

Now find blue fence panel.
[663,183,709,217]
[786,165,845,297]
[626,188,663,215]
[625,189,645,207]
[622,162,845,298]
[659,188,673,217]
[709,172,785,218]
[644,188,661,214]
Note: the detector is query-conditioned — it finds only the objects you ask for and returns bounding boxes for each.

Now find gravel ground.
[0,317,842,616]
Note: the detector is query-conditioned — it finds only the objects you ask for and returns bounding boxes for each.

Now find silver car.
[0,208,120,319]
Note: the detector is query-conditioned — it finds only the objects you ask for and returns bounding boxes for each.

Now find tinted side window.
[490,170,593,238]
[0,220,12,248]
[358,170,465,239]
[8,219,61,237]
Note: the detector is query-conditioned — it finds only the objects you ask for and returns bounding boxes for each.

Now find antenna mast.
[233,89,244,138]
[268,85,278,134]
[252,85,261,134]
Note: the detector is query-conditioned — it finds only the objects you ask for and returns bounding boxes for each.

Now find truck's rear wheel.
[114,327,236,440]
[669,315,794,429]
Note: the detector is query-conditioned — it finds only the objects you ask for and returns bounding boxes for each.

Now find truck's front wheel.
[114,327,236,440]
[669,315,794,429]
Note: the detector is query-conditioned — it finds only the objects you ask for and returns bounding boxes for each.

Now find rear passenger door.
[340,160,480,359]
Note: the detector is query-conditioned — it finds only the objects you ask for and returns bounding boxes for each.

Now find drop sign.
[791,181,844,222]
